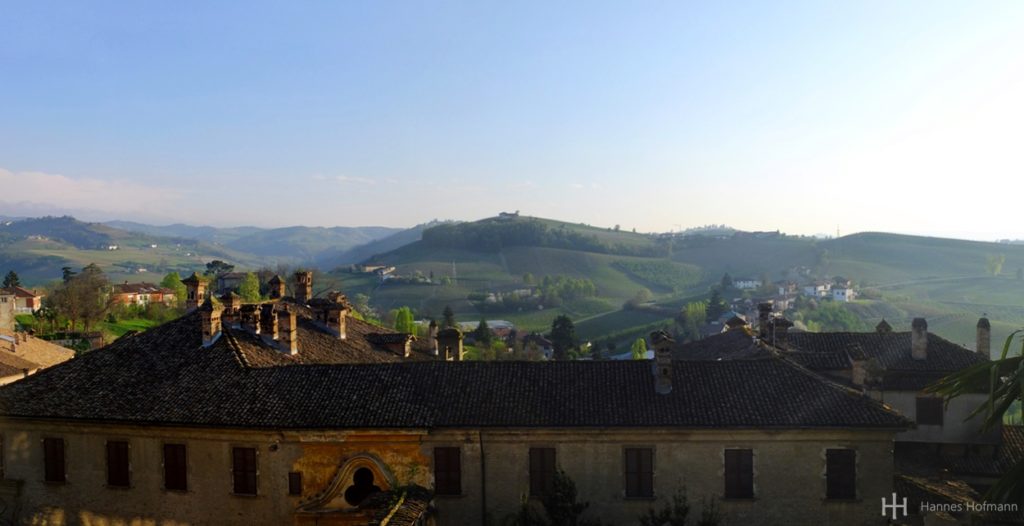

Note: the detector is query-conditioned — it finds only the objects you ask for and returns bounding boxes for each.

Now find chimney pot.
[757,302,773,339]
[260,304,279,341]
[240,304,261,334]
[977,316,991,359]
[911,318,928,360]
[429,320,439,356]
[650,330,674,395]
[198,298,223,347]
[437,327,464,361]
[294,271,313,304]
[278,307,298,355]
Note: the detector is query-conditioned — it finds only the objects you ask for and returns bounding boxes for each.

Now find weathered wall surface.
[2,422,897,526]
[872,391,999,444]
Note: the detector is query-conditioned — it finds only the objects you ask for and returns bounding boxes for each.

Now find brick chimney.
[770,317,793,347]
[428,320,439,356]
[757,302,773,339]
[437,327,463,361]
[220,292,241,326]
[278,307,298,355]
[268,275,286,300]
[851,359,867,386]
[198,298,222,347]
[911,318,928,360]
[650,330,674,395]
[294,271,313,304]
[240,304,261,334]
[977,316,991,359]
[182,273,207,312]
[260,304,278,341]
[310,293,350,339]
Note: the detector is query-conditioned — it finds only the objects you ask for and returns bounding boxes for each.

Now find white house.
[734,278,762,290]
[832,287,855,302]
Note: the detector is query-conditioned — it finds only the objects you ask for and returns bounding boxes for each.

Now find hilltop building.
[111,282,177,307]
[0,276,911,525]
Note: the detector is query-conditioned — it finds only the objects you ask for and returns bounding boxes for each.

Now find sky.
[2,1,1023,239]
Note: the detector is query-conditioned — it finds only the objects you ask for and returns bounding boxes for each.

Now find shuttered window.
[232,447,258,495]
[529,448,556,497]
[624,448,654,498]
[916,397,944,426]
[106,440,130,487]
[826,449,856,499]
[163,443,188,491]
[43,437,65,483]
[288,472,303,496]
[724,449,754,498]
[434,447,462,496]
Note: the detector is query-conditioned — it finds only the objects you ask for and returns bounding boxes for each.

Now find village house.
[832,286,856,302]
[673,305,1013,523]
[111,282,177,307]
[732,277,762,290]
[0,286,43,314]
[802,280,832,298]
[0,273,913,525]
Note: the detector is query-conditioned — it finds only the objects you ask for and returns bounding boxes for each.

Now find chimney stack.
[437,327,464,361]
[182,273,207,312]
[294,271,313,304]
[268,275,286,300]
[428,320,439,356]
[977,316,991,359]
[260,304,279,341]
[911,318,928,360]
[198,298,222,347]
[240,304,261,334]
[278,307,298,355]
[310,293,350,339]
[650,330,674,395]
[220,292,241,326]
[770,317,793,348]
[757,302,773,339]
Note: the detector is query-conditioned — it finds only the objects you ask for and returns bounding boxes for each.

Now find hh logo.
[882,492,908,519]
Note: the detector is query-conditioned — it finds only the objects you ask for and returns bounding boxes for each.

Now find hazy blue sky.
[2,1,1023,239]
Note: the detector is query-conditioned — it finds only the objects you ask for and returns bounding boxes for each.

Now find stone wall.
[1,421,898,526]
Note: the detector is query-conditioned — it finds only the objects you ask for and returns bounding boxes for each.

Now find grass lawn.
[103,318,160,338]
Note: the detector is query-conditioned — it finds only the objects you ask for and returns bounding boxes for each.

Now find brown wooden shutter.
[826,449,856,499]
[288,472,303,496]
[163,443,188,491]
[724,449,754,498]
[529,448,556,497]
[106,440,130,487]
[624,448,653,498]
[232,447,258,495]
[43,438,65,483]
[434,447,462,495]
[916,397,944,426]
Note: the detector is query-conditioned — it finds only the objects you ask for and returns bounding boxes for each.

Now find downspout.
[479,429,487,524]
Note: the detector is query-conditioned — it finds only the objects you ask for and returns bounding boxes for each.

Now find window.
[825,449,856,499]
[43,437,65,483]
[724,449,754,498]
[529,447,556,497]
[288,472,303,496]
[624,448,654,498]
[434,447,462,496]
[916,397,944,426]
[106,440,130,487]
[163,443,188,491]
[232,447,258,495]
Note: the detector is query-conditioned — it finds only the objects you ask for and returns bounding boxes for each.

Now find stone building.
[0,281,911,526]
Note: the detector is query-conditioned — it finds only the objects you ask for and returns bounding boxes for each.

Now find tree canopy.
[238,272,261,302]
[442,305,456,329]
[549,315,577,360]
[205,260,235,276]
[394,306,416,334]
[2,270,20,288]
[160,272,187,307]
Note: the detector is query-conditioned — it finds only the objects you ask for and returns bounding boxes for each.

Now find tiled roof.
[0,330,75,368]
[0,312,909,430]
[671,330,768,361]
[783,332,984,373]
[0,286,40,298]
[0,351,39,378]
[113,282,171,295]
